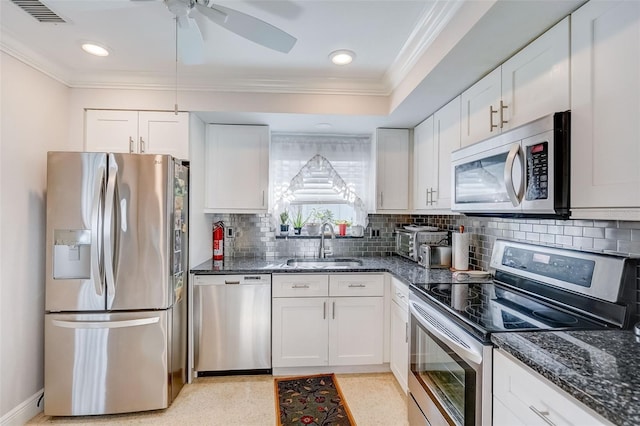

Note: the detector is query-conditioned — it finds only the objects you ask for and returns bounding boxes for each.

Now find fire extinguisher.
[213,221,224,261]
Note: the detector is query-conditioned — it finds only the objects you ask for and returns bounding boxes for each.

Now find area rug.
[274,373,356,426]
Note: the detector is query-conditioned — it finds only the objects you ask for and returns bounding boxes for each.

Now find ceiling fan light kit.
[329,49,355,65]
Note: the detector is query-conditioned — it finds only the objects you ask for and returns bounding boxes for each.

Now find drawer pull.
[348,284,366,288]
[323,301,326,320]
[529,406,556,426]
[291,284,310,289]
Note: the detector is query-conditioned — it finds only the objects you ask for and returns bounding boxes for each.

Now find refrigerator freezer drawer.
[45,310,172,416]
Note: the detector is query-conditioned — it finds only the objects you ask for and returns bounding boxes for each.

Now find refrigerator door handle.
[104,156,118,296]
[90,163,106,296]
[51,317,160,329]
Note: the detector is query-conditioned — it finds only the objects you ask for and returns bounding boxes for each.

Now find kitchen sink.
[285,258,363,268]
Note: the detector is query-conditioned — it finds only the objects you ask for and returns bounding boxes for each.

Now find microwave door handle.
[504,143,523,207]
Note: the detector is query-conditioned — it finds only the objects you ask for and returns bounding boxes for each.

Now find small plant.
[334,219,352,226]
[310,208,334,224]
[279,210,290,225]
[292,207,308,229]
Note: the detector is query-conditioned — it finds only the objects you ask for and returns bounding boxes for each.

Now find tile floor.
[28,373,408,425]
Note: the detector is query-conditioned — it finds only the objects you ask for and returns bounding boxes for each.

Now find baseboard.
[273,363,391,377]
[0,389,43,426]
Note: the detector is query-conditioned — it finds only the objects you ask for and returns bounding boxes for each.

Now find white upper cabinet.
[570,0,640,218]
[413,116,437,212]
[432,96,461,211]
[460,17,570,147]
[412,97,461,213]
[204,124,269,213]
[460,68,502,147]
[376,128,410,212]
[501,17,570,131]
[85,110,189,159]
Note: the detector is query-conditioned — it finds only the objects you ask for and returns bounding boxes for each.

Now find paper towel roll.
[452,232,470,271]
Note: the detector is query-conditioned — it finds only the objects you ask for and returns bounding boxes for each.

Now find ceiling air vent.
[11,0,66,23]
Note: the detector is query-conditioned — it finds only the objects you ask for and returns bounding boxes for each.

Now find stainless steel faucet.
[318,222,335,258]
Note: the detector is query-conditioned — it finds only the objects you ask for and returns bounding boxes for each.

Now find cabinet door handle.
[323,301,326,320]
[430,189,437,205]
[348,283,366,288]
[529,406,556,426]
[332,301,336,319]
[500,100,509,128]
[380,192,383,208]
[129,137,135,153]
[139,137,145,153]
[425,188,430,206]
[405,322,408,343]
[291,284,310,289]
[489,105,498,132]
[262,190,265,207]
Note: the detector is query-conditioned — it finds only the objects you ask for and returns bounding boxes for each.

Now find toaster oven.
[395,230,448,262]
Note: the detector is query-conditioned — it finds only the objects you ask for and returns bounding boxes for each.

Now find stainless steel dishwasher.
[193,274,271,374]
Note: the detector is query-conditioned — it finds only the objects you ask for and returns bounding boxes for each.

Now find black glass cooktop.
[411,281,609,342]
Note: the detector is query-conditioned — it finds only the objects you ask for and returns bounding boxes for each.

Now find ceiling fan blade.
[194,2,297,53]
[177,16,204,65]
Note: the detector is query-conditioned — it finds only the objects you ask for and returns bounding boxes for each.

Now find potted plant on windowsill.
[306,208,334,236]
[291,207,307,235]
[279,210,290,234]
[334,219,351,236]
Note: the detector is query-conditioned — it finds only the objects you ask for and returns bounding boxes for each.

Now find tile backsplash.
[205,213,640,270]
[204,212,640,325]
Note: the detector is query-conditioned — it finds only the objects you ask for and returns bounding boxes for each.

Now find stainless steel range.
[408,240,638,426]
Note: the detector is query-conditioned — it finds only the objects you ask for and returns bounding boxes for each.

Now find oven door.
[408,291,491,426]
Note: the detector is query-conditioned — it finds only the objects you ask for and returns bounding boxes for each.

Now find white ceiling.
[0,0,586,133]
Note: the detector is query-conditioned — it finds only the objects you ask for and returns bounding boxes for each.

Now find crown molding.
[384,0,464,91]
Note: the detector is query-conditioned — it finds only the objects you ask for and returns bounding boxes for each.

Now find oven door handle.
[410,301,483,365]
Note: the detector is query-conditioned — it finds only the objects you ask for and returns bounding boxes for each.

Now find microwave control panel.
[525,141,548,200]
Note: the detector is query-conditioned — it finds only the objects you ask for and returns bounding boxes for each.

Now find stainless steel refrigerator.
[44,152,189,416]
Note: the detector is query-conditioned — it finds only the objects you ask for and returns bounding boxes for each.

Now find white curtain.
[270,133,372,226]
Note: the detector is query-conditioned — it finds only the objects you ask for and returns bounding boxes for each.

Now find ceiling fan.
[136,0,298,64]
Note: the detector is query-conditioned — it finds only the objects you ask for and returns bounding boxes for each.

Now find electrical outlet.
[369,228,381,238]
[226,227,235,238]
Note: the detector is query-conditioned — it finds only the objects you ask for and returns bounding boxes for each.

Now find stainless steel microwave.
[451,111,570,218]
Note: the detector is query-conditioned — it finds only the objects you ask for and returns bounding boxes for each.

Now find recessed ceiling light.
[81,43,109,57]
[329,50,355,65]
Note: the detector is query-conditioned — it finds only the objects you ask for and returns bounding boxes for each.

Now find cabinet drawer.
[272,274,329,297]
[329,274,384,297]
[493,350,611,426]
[390,277,409,309]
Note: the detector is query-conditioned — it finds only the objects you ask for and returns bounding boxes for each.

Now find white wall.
[188,114,210,268]
[0,53,74,422]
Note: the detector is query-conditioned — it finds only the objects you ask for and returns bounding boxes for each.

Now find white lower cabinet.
[493,349,612,426]
[389,277,409,393]
[272,297,329,367]
[272,273,384,368]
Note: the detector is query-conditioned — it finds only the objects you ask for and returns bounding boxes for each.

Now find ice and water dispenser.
[53,229,91,279]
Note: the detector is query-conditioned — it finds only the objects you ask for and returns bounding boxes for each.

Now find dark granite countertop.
[190,255,479,287]
[492,330,640,426]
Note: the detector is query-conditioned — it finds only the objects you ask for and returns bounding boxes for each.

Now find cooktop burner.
[411,280,605,340]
